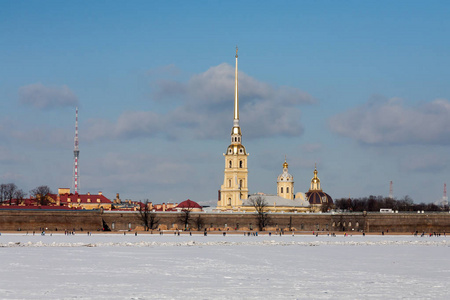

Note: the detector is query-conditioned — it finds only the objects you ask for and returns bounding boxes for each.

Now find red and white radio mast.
[72,108,80,194]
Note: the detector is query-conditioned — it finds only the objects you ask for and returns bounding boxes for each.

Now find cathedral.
[216,49,332,212]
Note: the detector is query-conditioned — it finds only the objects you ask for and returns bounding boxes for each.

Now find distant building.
[144,199,202,212]
[242,193,310,213]
[49,188,113,210]
[175,199,203,212]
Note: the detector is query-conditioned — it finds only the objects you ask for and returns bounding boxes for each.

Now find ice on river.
[0,233,449,299]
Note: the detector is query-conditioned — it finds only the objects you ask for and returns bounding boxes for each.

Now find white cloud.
[329,97,450,145]
[86,63,315,141]
[19,83,78,109]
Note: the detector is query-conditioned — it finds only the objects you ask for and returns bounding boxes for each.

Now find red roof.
[49,193,112,204]
[177,199,202,209]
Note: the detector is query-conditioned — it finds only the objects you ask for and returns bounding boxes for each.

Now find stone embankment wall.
[0,210,103,232]
[1,210,449,233]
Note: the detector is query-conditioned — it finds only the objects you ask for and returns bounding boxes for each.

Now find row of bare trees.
[334,195,448,212]
[136,196,272,232]
[0,183,53,206]
[136,200,205,231]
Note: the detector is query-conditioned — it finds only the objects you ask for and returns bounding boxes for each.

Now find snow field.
[0,234,448,299]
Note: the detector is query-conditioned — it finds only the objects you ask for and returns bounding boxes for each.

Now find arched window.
[239,160,243,168]
[227,198,231,206]
[286,187,289,193]
[228,179,232,187]
[229,161,232,168]
[239,179,242,188]
[281,187,284,193]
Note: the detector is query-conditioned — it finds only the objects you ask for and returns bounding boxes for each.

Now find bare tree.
[1,183,26,205]
[3,183,25,205]
[137,200,160,231]
[30,185,52,205]
[0,184,5,203]
[250,196,271,231]
[178,202,197,230]
[194,214,205,231]
[14,189,26,205]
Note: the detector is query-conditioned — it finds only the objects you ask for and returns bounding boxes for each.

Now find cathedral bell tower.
[217,47,249,210]
[277,158,294,200]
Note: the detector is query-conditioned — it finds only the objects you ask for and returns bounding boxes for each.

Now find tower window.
[239,149,243,153]
[227,198,231,206]
[281,187,284,193]
[239,160,243,168]
[286,187,289,193]
[239,179,243,188]
[229,161,232,168]
[228,179,231,187]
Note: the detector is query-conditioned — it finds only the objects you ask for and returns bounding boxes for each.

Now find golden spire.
[234,45,239,121]
[283,155,288,169]
[310,163,321,191]
[231,46,242,142]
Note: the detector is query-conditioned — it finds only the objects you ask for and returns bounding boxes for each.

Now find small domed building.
[305,165,333,212]
[176,199,203,212]
[277,159,294,200]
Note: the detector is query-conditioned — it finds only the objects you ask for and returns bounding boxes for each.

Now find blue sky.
[1,1,450,205]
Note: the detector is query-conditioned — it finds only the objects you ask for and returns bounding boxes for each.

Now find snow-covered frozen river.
[0,233,448,299]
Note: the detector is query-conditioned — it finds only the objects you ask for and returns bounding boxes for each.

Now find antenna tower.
[72,108,80,194]
[389,181,393,199]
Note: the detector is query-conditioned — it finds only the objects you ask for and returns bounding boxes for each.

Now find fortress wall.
[101,211,450,233]
[100,212,334,232]
[0,210,103,232]
[1,210,449,233]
